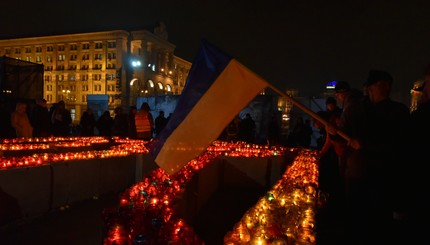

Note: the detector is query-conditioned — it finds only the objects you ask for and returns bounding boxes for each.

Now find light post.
[129,58,142,106]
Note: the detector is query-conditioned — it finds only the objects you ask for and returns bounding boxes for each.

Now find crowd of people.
[219,113,257,144]
[0,99,167,141]
[77,102,163,141]
[312,69,429,244]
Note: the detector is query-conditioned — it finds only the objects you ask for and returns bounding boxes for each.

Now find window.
[81,74,88,81]
[46,85,52,91]
[148,80,154,88]
[56,65,65,70]
[58,54,65,61]
[25,56,31,62]
[45,66,53,71]
[47,46,53,52]
[82,95,87,102]
[107,52,116,59]
[82,54,89,60]
[106,74,116,80]
[107,63,116,69]
[81,65,89,70]
[109,95,114,103]
[56,75,64,81]
[93,74,102,81]
[70,85,76,91]
[47,56,52,62]
[69,74,76,81]
[44,75,51,82]
[15,48,21,54]
[94,53,102,60]
[70,44,77,51]
[107,41,116,48]
[95,43,103,49]
[36,56,42,62]
[5,49,10,54]
[107,84,114,91]
[35,47,42,53]
[70,54,77,60]
[93,64,102,70]
[82,85,89,91]
[68,65,77,71]
[47,94,52,102]
[25,47,31,53]
[82,43,90,50]
[94,84,102,91]
[58,45,65,51]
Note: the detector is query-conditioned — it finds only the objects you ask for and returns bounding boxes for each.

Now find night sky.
[2,0,430,104]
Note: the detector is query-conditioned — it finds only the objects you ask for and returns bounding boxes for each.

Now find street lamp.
[131,60,141,68]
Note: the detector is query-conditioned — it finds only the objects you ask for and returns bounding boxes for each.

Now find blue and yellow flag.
[146,39,269,175]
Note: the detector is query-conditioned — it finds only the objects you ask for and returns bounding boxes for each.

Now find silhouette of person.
[135,102,154,141]
[112,106,128,137]
[79,108,96,136]
[225,115,241,142]
[11,102,33,138]
[154,111,168,136]
[51,100,72,137]
[96,111,114,137]
[127,106,137,139]
[30,99,52,137]
[314,97,345,208]
[239,113,256,143]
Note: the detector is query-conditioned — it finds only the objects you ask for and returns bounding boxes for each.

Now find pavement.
[0,192,118,245]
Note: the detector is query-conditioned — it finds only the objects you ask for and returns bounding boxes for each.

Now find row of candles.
[0,137,148,169]
[101,142,319,245]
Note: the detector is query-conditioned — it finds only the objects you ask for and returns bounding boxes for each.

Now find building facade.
[0,23,191,122]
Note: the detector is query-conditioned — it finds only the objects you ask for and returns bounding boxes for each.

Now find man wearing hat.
[333,70,411,244]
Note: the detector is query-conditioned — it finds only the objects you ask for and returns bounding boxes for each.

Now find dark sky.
[2,0,430,103]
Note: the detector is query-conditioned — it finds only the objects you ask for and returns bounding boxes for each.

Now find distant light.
[131,60,141,67]
[326,80,337,89]
[130,78,138,86]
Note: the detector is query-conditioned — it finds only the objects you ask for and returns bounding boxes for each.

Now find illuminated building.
[0,23,191,122]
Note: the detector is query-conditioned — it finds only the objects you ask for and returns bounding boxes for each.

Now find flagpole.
[268,84,351,142]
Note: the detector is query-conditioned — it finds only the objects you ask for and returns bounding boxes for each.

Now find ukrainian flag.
[146,39,269,175]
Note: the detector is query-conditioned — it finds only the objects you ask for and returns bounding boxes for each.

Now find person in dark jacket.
[51,100,72,137]
[112,106,128,137]
[96,111,114,137]
[154,110,168,137]
[327,72,411,245]
[30,99,52,137]
[79,109,96,136]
